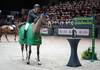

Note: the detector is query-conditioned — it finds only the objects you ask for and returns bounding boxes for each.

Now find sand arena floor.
[0,35,100,70]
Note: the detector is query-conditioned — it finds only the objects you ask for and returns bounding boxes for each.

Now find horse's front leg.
[25,44,28,60]
[0,38,1,42]
[26,45,31,64]
[5,33,9,42]
[14,31,17,41]
[14,28,18,41]
[0,37,1,42]
[37,45,41,65]
[21,44,24,60]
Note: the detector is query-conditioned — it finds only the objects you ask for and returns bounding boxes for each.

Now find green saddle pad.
[18,24,42,45]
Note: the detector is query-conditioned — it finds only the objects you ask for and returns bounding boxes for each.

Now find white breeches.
[25,22,29,31]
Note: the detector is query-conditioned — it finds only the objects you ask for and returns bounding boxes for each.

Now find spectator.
[47,0,100,27]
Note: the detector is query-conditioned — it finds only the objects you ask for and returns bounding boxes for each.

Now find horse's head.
[40,13,48,24]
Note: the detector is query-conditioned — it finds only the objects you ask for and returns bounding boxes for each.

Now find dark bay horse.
[18,14,48,65]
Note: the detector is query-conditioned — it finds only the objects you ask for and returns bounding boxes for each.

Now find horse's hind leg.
[5,33,9,42]
[26,45,31,64]
[0,37,1,42]
[21,44,24,60]
[14,28,18,41]
[14,32,16,41]
[37,45,41,65]
[0,35,2,42]
[25,44,28,60]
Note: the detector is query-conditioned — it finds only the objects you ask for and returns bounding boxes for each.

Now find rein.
[33,16,40,24]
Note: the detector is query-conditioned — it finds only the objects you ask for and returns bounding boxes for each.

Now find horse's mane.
[32,14,46,32]
[33,16,40,24]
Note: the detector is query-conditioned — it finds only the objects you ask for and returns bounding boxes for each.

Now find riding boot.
[23,30,27,40]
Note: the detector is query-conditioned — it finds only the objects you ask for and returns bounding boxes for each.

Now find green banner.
[73,17,94,24]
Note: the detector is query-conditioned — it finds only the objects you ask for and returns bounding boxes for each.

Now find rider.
[23,4,41,40]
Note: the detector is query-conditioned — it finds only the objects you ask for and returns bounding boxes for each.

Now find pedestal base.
[67,38,81,67]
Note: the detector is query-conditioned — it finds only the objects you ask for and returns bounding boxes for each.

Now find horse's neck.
[36,17,43,25]
[32,17,43,32]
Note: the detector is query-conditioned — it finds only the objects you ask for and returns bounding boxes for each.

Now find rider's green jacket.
[27,9,39,23]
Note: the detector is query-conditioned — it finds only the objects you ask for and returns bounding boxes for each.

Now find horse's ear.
[42,12,49,17]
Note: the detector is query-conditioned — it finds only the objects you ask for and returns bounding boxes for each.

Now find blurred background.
[0,0,100,38]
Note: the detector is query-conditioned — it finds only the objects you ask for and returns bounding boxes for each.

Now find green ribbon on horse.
[18,23,42,45]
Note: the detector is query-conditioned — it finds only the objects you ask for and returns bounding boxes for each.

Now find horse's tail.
[0,27,3,36]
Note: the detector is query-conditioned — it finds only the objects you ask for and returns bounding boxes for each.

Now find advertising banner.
[40,28,48,34]
[58,28,89,36]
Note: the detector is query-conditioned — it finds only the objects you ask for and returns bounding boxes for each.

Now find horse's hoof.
[26,58,30,64]
[38,61,42,65]
[27,61,30,64]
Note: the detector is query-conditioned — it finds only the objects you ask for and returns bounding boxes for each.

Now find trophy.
[71,19,77,38]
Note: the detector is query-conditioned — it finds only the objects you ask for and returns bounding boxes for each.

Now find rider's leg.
[23,22,29,40]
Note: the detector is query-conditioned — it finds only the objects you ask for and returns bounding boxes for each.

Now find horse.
[0,16,19,42]
[0,24,18,42]
[18,14,48,65]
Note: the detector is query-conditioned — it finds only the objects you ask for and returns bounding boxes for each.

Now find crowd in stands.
[0,0,100,27]
[47,0,100,27]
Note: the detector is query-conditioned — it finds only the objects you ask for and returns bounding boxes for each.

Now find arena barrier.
[40,27,53,35]
[40,16,100,38]
[54,17,95,38]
